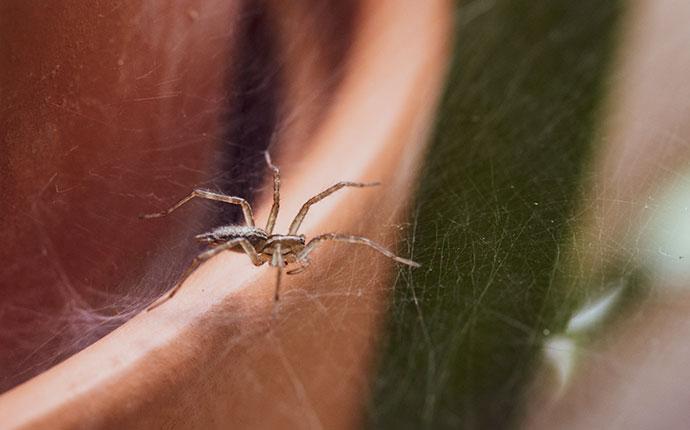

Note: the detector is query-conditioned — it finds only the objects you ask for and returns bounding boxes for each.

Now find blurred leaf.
[368,1,623,428]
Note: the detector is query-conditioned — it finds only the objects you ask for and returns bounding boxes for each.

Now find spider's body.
[196,226,306,263]
[142,152,420,310]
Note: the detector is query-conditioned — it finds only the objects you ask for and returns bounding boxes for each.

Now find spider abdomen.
[195,225,268,248]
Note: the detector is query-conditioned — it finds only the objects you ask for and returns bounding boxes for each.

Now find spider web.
[3,1,690,429]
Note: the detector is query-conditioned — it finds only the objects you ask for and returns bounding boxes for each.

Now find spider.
[141,152,420,310]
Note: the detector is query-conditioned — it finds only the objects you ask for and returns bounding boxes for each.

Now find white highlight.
[543,282,624,395]
[566,283,624,334]
[543,336,577,394]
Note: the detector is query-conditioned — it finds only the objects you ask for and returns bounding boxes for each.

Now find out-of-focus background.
[370,0,690,428]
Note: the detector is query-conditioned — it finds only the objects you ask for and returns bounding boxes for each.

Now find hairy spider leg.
[147,238,263,311]
[297,233,421,268]
[264,151,281,234]
[140,189,255,227]
[287,181,380,234]
[271,242,285,302]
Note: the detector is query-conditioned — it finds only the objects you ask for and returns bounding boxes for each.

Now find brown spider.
[141,152,420,310]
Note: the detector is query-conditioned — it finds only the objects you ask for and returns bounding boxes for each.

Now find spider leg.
[271,243,285,302]
[237,240,265,266]
[286,258,310,275]
[140,189,255,227]
[264,151,281,234]
[288,181,380,234]
[298,233,421,268]
[147,238,262,311]
[274,266,282,303]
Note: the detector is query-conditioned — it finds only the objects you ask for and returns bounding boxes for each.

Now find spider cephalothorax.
[141,152,420,310]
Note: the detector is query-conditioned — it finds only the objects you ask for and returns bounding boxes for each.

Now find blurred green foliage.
[368,1,623,428]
